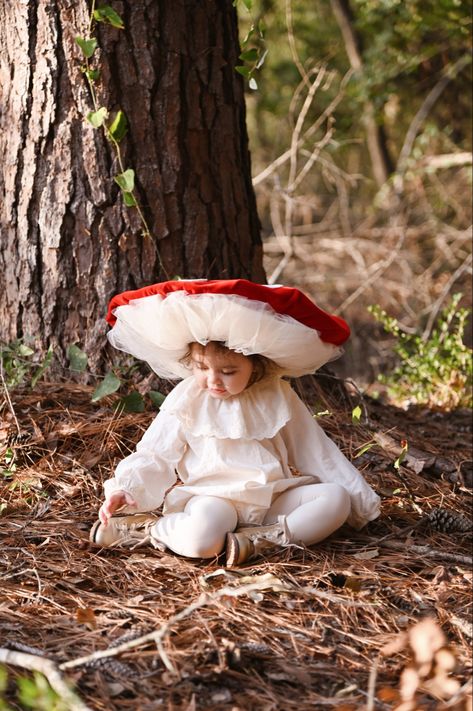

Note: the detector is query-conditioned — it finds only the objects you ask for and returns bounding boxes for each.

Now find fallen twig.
[59,575,376,673]
[379,540,472,566]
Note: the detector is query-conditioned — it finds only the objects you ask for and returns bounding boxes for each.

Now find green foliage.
[369,294,472,410]
[86,107,108,128]
[93,5,125,29]
[114,168,135,193]
[17,672,67,711]
[242,0,471,195]
[76,2,155,241]
[67,344,88,373]
[234,1,267,90]
[0,340,52,389]
[91,371,121,402]
[0,666,68,711]
[108,110,128,143]
[74,36,97,59]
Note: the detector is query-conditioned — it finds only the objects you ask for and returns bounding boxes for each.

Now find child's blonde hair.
[182,341,282,387]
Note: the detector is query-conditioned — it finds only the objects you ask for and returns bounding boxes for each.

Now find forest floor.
[0,375,472,711]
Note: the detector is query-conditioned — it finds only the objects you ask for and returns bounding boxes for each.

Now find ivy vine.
[75,1,152,238]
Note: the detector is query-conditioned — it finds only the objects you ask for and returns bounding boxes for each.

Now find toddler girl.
[90,279,380,565]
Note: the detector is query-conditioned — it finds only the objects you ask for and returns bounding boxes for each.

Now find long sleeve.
[280,386,381,529]
[103,409,186,513]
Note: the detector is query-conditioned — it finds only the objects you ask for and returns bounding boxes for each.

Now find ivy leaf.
[31,346,53,388]
[239,48,258,63]
[394,440,409,470]
[86,67,100,82]
[86,107,108,128]
[93,6,124,29]
[18,344,34,357]
[67,344,88,373]
[114,168,135,192]
[235,65,250,77]
[91,372,121,402]
[108,110,128,143]
[149,390,166,408]
[351,405,362,423]
[119,391,145,413]
[123,191,137,207]
[75,36,98,59]
[355,441,376,457]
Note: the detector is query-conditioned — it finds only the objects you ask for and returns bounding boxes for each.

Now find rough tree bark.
[0,0,265,364]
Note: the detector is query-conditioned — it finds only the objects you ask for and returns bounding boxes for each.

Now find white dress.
[104,377,381,529]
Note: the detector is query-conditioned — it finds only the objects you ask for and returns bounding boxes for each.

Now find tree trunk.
[330,0,393,187]
[0,0,265,365]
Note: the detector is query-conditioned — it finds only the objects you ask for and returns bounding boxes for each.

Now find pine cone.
[427,507,472,533]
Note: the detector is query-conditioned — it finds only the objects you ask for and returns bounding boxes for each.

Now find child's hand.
[99,491,137,525]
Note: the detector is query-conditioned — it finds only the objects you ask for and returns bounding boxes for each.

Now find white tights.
[152,483,350,559]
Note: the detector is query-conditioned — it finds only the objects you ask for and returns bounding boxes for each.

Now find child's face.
[190,345,254,399]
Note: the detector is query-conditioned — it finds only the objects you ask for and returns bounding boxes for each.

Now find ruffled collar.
[160,376,292,440]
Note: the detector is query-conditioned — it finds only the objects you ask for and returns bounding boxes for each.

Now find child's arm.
[281,385,381,529]
[101,409,186,516]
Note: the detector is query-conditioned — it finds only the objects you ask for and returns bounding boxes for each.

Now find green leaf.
[91,372,121,402]
[108,110,128,143]
[119,391,145,413]
[149,390,166,408]
[18,344,34,357]
[355,441,376,457]
[67,344,88,373]
[351,405,362,423]
[31,346,53,388]
[86,107,108,128]
[75,36,98,59]
[93,6,125,29]
[249,77,258,90]
[114,168,135,192]
[394,440,409,470]
[235,65,250,77]
[243,0,253,9]
[86,67,100,82]
[239,48,258,62]
[123,191,137,207]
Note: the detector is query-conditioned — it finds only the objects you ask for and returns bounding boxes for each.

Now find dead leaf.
[76,606,97,629]
[353,548,379,560]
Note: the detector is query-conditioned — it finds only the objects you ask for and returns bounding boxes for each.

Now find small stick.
[379,540,472,566]
[60,577,377,672]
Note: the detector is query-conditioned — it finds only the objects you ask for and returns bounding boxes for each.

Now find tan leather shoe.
[89,513,161,548]
[225,519,289,567]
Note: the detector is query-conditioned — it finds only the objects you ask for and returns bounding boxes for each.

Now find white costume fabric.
[104,377,380,530]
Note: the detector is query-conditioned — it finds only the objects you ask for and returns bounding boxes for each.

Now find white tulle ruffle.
[108,291,342,379]
[160,376,292,440]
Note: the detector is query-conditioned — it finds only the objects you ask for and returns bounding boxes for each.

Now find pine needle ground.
[1,379,471,710]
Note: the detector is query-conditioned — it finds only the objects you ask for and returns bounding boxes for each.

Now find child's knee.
[327,483,351,520]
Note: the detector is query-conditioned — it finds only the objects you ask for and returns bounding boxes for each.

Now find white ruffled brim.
[108,291,342,379]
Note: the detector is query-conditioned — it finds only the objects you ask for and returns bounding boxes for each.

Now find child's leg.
[152,496,238,558]
[263,483,350,546]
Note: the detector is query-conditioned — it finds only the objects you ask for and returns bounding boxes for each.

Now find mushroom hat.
[106,279,350,379]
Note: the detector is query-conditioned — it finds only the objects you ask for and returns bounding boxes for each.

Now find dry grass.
[0,379,472,710]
